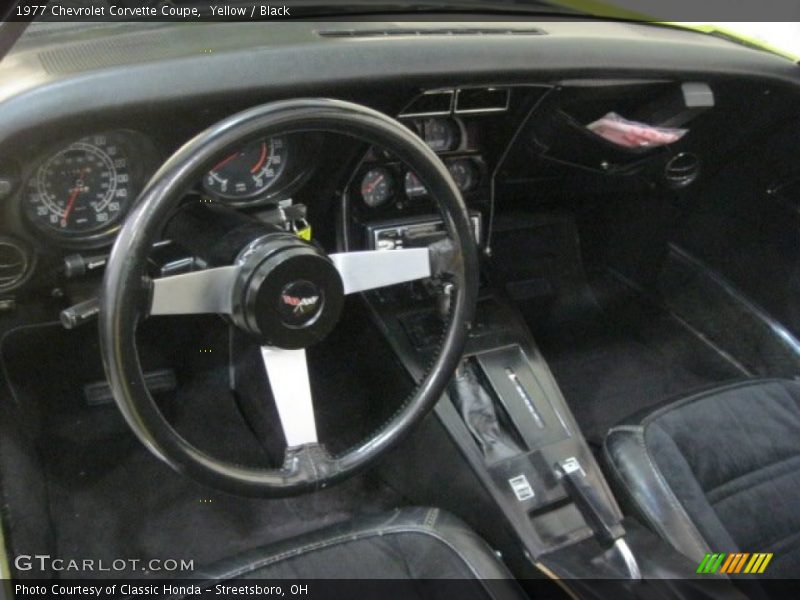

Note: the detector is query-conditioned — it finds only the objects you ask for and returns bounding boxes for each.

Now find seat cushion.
[192,507,524,599]
[604,379,800,578]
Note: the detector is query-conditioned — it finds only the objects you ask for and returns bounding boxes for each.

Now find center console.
[366,280,626,552]
[363,270,745,599]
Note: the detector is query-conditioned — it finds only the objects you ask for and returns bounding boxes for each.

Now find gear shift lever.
[449,362,522,463]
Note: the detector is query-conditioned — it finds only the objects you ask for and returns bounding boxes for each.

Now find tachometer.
[203,137,288,202]
[25,135,133,239]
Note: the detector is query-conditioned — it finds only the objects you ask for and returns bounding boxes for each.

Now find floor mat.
[0,314,406,579]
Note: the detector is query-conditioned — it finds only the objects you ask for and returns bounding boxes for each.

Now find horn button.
[278,280,324,326]
[231,235,345,349]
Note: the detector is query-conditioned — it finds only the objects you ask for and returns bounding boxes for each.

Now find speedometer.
[25,134,133,240]
[202,137,288,202]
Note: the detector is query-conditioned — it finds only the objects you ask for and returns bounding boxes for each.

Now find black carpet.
[0,308,408,579]
[489,214,746,444]
[530,277,745,443]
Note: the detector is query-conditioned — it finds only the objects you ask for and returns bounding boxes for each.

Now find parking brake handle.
[555,458,625,547]
[556,458,641,579]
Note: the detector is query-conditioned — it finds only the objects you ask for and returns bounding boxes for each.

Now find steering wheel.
[99,99,479,497]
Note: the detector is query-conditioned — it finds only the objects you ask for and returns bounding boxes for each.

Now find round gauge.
[447,159,478,192]
[25,135,133,238]
[360,167,395,208]
[404,172,427,198]
[203,137,288,202]
[421,118,459,153]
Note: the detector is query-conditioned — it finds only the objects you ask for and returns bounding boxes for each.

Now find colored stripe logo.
[697,553,773,574]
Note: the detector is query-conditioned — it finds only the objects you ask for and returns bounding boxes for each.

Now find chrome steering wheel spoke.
[261,346,318,448]
[329,248,431,294]
[149,266,239,316]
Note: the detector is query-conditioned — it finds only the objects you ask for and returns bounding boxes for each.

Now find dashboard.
[0,20,799,306]
[0,83,524,299]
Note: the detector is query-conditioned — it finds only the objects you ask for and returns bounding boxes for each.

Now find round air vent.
[664,152,700,189]
[0,236,33,292]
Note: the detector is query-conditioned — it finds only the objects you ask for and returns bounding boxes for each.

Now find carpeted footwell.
[489,214,748,444]
[0,308,408,579]
[530,279,746,443]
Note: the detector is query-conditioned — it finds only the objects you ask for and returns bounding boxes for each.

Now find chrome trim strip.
[614,538,642,580]
[0,517,11,582]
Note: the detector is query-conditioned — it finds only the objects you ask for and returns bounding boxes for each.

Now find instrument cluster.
[15,130,317,250]
[2,113,488,295]
[355,117,486,210]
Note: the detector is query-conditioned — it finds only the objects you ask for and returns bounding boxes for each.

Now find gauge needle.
[250,142,269,174]
[363,174,384,194]
[212,152,240,171]
[61,187,81,227]
[62,168,89,227]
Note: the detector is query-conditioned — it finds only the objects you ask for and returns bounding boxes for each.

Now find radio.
[365,212,482,251]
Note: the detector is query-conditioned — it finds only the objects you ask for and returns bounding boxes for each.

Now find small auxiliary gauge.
[404,172,427,198]
[421,118,460,152]
[447,159,478,192]
[360,167,395,207]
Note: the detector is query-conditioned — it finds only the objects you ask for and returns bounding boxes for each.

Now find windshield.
[676,22,800,59]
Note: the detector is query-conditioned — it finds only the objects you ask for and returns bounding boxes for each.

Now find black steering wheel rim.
[100,98,479,497]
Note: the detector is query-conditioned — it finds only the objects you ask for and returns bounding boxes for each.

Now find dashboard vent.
[318,27,546,38]
[455,87,510,114]
[664,153,700,189]
[401,90,454,117]
[401,86,511,117]
[0,237,32,292]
